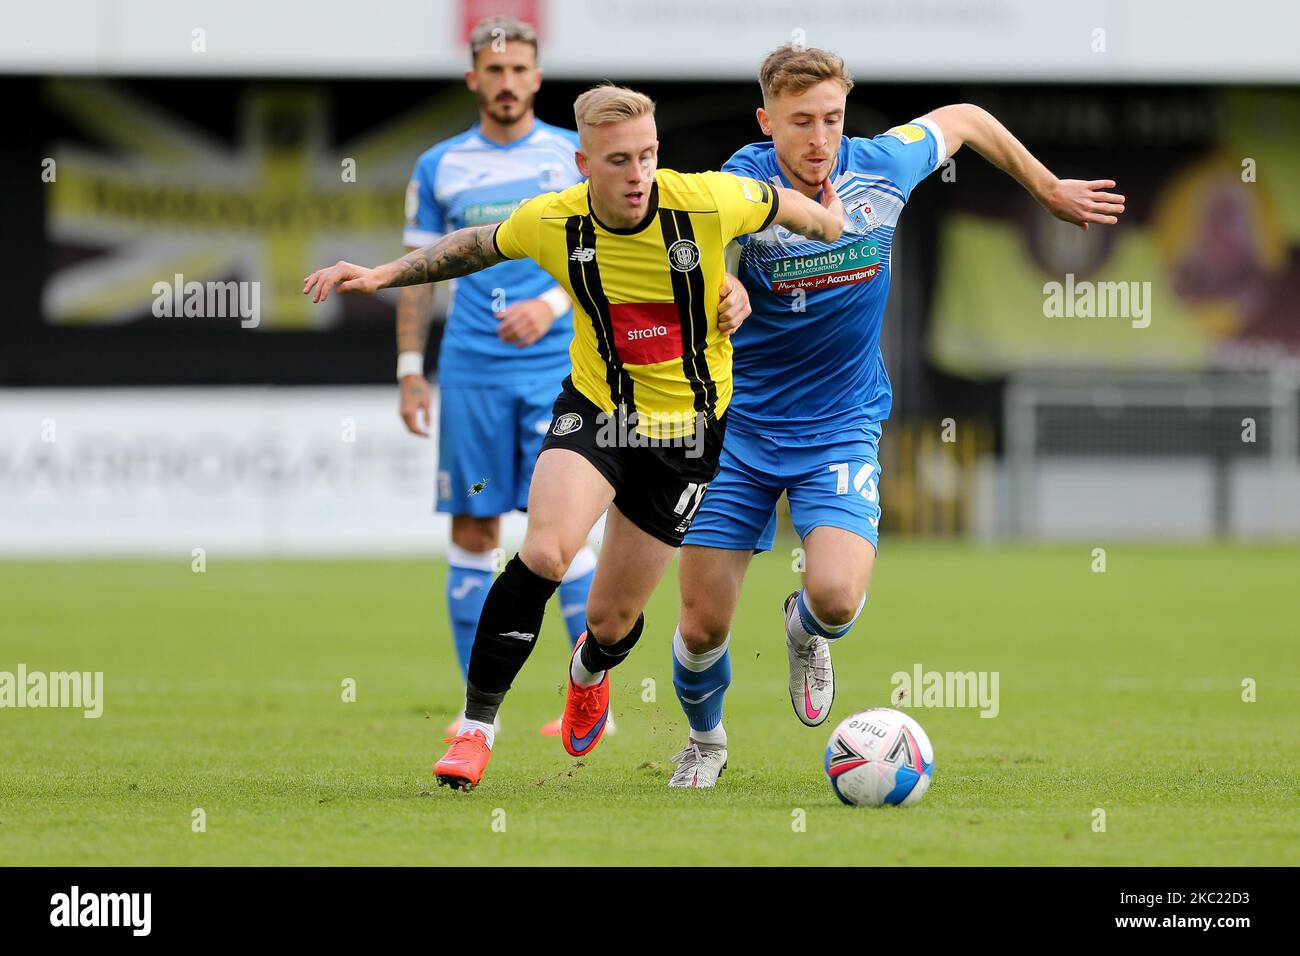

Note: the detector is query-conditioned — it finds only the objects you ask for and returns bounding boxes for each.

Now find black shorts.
[539,377,726,547]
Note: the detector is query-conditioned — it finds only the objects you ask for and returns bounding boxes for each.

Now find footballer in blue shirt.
[664,44,1126,788]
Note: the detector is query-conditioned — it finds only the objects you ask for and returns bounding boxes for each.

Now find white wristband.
[396,351,424,381]
[538,286,571,319]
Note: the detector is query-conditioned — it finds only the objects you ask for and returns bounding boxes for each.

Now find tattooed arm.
[386,224,505,288]
[303,224,504,302]
[396,283,436,357]
[394,276,436,438]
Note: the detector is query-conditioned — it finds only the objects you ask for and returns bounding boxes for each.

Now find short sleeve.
[403,159,444,247]
[720,149,770,248]
[702,171,780,244]
[863,118,947,199]
[492,193,550,261]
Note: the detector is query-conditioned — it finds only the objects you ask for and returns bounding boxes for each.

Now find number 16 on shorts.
[827,459,881,538]
[829,461,877,501]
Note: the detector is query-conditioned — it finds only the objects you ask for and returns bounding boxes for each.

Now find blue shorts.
[436,381,558,517]
[684,421,883,552]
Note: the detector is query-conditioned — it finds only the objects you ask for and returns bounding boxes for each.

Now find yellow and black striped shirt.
[493,169,778,436]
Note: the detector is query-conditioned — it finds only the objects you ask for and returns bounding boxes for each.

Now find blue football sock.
[672,627,731,739]
[557,546,597,648]
[446,546,495,681]
[792,587,865,644]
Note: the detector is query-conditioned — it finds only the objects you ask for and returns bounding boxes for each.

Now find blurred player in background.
[665,45,1127,787]
[395,17,599,737]
[305,84,844,790]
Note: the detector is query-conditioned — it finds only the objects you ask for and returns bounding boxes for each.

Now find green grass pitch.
[1,542,1296,866]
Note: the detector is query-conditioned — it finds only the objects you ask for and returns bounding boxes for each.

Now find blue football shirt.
[404,120,583,386]
[722,118,946,433]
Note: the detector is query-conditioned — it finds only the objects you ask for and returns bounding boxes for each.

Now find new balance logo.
[569,247,595,262]
[499,631,536,643]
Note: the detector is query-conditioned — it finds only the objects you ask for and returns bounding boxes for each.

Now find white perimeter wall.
[2,0,1297,82]
[3,388,1297,555]
[0,386,536,557]
[974,458,1300,540]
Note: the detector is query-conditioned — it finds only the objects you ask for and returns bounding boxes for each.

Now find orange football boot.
[561,633,612,757]
[434,728,491,791]
[541,713,616,736]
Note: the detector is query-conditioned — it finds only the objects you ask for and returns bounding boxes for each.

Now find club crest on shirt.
[538,164,568,191]
[667,239,701,272]
[551,412,583,436]
[846,198,881,233]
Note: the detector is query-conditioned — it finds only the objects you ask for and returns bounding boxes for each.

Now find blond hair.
[758,45,853,101]
[573,84,656,132]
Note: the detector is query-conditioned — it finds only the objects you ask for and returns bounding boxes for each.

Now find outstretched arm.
[924,104,1126,230]
[303,224,504,302]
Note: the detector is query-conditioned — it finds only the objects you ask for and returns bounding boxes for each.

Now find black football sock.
[464,554,560,722]
[580,614,645,675]
[463,683,506,725]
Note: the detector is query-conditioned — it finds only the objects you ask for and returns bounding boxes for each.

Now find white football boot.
[667,740,728,788]
[784,591,835,726]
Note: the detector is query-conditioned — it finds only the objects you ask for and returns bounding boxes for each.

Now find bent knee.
[804,585,864,628]
[677,611,730,653]
[585,603,642,644]
[519,537,574,582]
[679,585,734,650]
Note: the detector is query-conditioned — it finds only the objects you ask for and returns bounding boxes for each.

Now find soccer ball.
[824,708,934,807]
